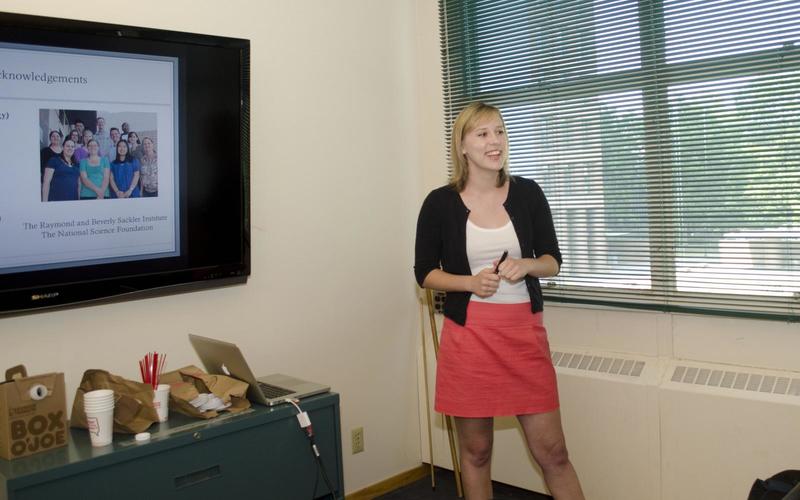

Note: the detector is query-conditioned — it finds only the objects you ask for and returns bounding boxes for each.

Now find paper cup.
[153,384,170,422]
[85,406,114,447]
[84,389,114,403]
[84,403,114,412]
[84,397,114,412]
[84,397,114,405]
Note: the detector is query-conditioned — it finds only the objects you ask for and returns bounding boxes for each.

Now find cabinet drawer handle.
[174,465,222,489]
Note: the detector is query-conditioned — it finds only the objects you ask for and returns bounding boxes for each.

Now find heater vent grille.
[671,365,800,396]
[551,351,645,378]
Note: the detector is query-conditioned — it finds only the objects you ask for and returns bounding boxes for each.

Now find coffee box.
[0,365,68,460]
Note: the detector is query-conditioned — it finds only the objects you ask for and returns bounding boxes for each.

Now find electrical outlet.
[351,427,364,454]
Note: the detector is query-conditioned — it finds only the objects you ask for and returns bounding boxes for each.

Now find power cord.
[286,398,337,500]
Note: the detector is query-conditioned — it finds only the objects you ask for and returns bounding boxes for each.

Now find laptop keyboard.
[258,381,293,399]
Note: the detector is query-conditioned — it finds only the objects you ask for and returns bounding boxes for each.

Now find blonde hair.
[449,102,509,192]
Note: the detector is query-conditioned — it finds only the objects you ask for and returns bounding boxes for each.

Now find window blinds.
[440,0,800,319]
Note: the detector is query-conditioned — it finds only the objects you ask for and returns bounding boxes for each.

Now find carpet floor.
[375,466,552,499]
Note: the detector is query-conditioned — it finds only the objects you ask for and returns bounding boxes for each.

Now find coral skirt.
[434,301,559,417]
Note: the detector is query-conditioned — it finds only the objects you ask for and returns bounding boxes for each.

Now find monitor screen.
[2,42,180,272]
[0,12,250,315]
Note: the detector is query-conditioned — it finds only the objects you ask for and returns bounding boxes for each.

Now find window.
[440,0,800,319]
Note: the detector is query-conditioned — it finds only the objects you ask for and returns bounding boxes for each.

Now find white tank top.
[466,219,530,304]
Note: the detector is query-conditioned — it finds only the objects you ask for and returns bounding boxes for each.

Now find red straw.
[158,354,166,385]
[140,352,167,388]
[152,352,159,388]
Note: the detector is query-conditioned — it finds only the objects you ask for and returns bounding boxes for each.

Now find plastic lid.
[134,432,151,442]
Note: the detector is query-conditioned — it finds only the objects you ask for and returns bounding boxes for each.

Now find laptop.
[188,334,330,407]
[784,482,800,500]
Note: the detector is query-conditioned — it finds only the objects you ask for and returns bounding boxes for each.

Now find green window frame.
[440,0,800,320]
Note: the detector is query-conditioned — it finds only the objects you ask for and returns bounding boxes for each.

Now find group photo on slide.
[39,109,159,202]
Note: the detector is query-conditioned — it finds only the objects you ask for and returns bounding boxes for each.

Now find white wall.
[0,0,435,493]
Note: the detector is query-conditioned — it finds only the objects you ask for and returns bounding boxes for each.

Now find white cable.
[285,398,302,413]
[285,398,335,498]
[285,398,311,429]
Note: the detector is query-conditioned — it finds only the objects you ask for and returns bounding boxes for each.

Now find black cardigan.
[414,176,562,326]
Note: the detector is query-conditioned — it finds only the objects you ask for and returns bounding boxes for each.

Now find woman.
[127,131,143,162]
[69,129,81,146]
[414,102,584,499]
[40,130,63,182]
[74,129,92,163]
[42,138,80,202]
[79,139,110,200]
[109,139,140,198]
[139,136,158,197]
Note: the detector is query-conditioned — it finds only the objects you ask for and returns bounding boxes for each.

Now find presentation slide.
[0,43,179,275]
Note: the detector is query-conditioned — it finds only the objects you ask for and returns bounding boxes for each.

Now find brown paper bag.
[159,365,250,419]
[0,365,68,460]
[70,369,159,434]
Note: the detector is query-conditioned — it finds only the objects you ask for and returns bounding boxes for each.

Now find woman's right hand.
[471,267,500,298]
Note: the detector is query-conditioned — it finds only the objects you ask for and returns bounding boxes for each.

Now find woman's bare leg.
[517,410,585,500]
[454,416,494,500]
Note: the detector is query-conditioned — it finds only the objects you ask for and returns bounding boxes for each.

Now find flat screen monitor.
[0,12,250,315]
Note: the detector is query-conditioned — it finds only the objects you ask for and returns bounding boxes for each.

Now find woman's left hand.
[495,257,531,282]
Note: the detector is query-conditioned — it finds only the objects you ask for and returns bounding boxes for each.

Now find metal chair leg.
[425,289,464,498]
[419,299,436,489]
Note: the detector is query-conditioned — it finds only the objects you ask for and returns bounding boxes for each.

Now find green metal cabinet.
[0,392,343,500]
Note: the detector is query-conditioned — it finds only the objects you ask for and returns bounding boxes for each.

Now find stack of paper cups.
[153,384,170,423]
[83,389,115,447]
